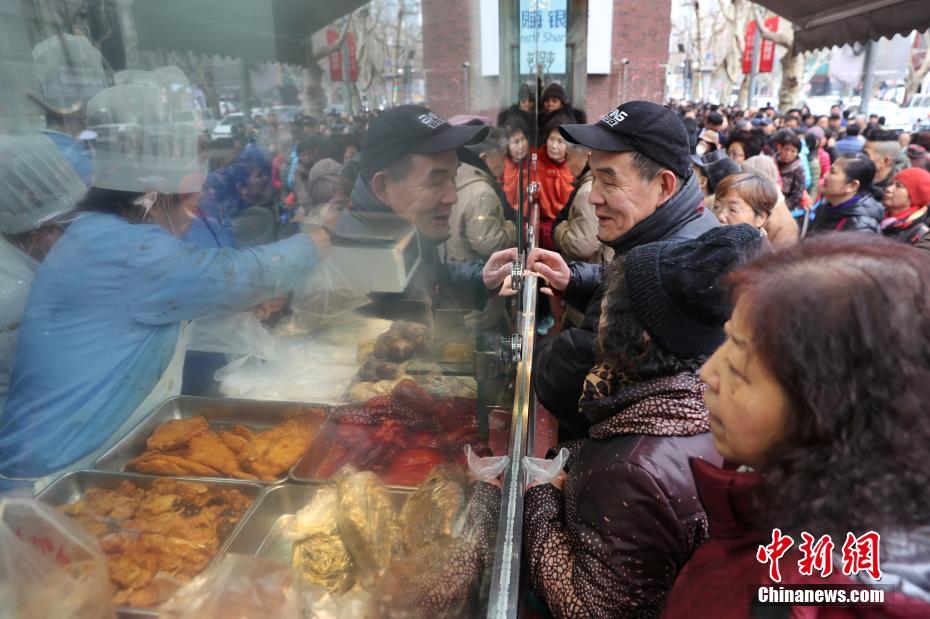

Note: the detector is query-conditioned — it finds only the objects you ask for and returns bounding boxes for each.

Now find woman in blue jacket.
[0,182,328,490]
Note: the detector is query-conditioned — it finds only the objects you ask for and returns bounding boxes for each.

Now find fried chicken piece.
[145,415,210,451]
[239,419,315,479]
[186,431,257,479]
[218,429,249,453]
[127,586,159,609]
[127,452,223,478]
[232,424,255,440]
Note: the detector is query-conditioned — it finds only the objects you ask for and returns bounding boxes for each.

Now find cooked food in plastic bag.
[160,554,302,618]
[0,497,115,619]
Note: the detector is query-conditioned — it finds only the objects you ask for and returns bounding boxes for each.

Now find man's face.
[298,148,319,167]
[863,141,892,180]
[588,150,669,243]
[378,150,460,241]
[481,147,507,179]
[543,97,563,114]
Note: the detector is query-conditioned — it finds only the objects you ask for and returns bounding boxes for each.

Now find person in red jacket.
[663,233,930,619]
[536,114,576,223]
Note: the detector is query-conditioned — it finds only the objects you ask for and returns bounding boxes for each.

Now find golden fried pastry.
[127,452,223,478]
[239,419,316,480]
[145,416,210,451]
[218,429,249,453]
[60,480,252,608]
[186,432,257,479]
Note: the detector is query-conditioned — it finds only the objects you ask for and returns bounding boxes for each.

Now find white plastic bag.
[522,447,570,486]
[186,312,277,360]
[159,554,303,618]
[465,445,510,483]
[0,497,115,618]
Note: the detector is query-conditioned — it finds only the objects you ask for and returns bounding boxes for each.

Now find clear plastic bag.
[187,312,278,360]
[465,445,510,483]
[288,258,370,333]
[0,497,115,619]
[522,447,570,486]
[159,554,303,619]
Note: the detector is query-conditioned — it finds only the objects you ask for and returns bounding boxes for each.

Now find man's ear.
[370,171,391,204]
[478,152,488,162]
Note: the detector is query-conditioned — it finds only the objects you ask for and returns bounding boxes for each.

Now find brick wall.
[421,0,475,118]
[421,0,672,120]
[585,0,672,118]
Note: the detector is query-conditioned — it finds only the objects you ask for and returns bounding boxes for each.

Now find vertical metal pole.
[860,40,876,117]
[240,60,252,122]
[747,23,762,109]
[341,33,354,115]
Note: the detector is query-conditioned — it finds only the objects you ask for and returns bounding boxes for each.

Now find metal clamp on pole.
[510,252,525,291]
[498,333,523,365]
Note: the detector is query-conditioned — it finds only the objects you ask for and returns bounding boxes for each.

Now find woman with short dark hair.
[807,155,884,234]
[662,234,930,618]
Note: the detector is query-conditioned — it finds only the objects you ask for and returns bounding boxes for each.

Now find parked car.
[845,100,911,132]
[904,93,930,131]
[201,108,217,133]
[211,112,246,139]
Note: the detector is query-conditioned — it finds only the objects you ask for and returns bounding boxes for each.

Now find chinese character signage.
[742,17,779,74]
[757,529,882,583]
[519,0,568,75]
[326,30,358,83]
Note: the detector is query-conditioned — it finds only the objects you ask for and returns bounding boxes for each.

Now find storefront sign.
[519,0,568,75]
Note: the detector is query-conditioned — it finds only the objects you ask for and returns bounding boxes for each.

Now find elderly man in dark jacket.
[529,101,718,438]
[523,225,763,619]
[333,105,516,308]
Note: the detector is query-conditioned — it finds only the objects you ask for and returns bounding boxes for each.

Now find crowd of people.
[2,73,930,618]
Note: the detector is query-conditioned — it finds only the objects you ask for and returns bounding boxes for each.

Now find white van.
[904,93,930,130]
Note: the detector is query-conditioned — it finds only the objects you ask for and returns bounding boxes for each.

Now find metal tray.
[220,482,410,566]
[94,395,330,484]
[36,470,265,618]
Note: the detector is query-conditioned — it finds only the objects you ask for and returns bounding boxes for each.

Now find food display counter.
[32,220,549,618]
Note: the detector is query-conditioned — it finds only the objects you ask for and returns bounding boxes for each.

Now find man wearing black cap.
[528,100,719,437]
[333,105,516,304]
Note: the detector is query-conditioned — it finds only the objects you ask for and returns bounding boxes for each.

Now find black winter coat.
[523,374,723,618]
[533,175,718,437]
[807,193,884,235]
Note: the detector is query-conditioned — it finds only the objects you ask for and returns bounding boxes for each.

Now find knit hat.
[518,83,535,102]
[541,83,567,104]
[624,224,764,359]
[894,167,930,209]
[308,158,342,185]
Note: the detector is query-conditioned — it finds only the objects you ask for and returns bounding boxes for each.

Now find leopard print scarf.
[580,364,710,438]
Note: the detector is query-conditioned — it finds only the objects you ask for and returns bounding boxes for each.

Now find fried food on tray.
[146,416,210,451]
[58,479,253,609]
[186,432,257,479]
[126,412,324,481]
[128,452,223,477]
[239,419,317,480]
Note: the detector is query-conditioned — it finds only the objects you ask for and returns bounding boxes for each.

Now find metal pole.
[341,33,354,116]
[747,23,762,109]
[860,40,876,117]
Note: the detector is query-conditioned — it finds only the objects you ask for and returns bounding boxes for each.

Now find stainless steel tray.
[220,482,409,566]
[36,470,265,618]
[94,395,330,484]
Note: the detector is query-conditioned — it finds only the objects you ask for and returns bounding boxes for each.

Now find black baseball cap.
[360,105,488,179]
[559,101,693,179]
